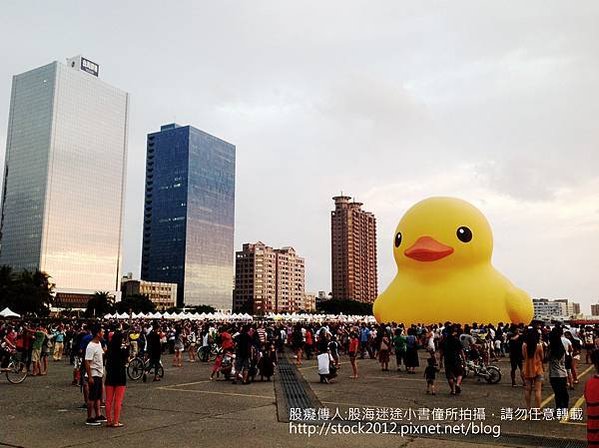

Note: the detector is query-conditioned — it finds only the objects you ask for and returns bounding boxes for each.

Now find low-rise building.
[302,293,317,312]
[533,298,582,320]
[121,275,177,310]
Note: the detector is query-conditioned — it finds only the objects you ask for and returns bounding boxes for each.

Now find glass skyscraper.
[141,124,235,309]
[0,56,129,293]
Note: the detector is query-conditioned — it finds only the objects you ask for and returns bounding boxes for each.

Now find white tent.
[0,307,20,318]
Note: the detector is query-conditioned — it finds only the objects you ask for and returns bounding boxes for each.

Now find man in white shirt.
[84,325,106,426]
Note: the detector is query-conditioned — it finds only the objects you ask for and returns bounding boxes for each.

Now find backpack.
[406,335,416,349]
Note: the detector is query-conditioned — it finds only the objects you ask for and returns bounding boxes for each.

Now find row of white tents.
[103,311,253,321]
[1,307,375,323]
[0,307,21,318]
[102,311,376,323]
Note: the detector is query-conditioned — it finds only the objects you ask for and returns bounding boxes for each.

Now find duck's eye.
[394,232,402,247]
[456,226,472,243]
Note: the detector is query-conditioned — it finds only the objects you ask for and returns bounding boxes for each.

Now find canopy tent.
[0,307,20,318]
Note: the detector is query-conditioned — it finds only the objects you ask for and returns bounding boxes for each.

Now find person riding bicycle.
[0,325,17,369]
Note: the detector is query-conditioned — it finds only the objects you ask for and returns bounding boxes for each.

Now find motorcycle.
[463,359,501,384]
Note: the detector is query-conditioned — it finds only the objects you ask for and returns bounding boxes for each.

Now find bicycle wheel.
[6,360,27,384]
[199,346,210,362]
[127,358,144,381]
[156,364,164,378]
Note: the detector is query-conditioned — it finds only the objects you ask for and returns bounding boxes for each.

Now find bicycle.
[197,344,218,362]
[127,355,164,381]
[0,350,28,384]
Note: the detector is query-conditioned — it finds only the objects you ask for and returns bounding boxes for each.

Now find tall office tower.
[331,195,378,303]
[0,56,128,293]
[141,124,235,310]
[233,241,305,315]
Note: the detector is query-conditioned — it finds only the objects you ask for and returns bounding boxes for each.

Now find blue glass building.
[141,124,235,309]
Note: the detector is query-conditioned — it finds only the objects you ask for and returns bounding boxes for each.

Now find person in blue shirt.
[53,325,66,361]
[360,325,371,359]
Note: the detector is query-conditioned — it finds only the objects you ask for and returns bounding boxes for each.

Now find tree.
[116,294,156,314]
[0,267,54,316]
[188,304,216,314]
[317,298,373,316]
[85,291,115,317]
[0,265,15,310]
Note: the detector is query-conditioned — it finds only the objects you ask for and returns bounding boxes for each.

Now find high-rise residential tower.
[141,124,235,310]
[331,195,378,303]
[0,56,129,293]
[233,241,305,315]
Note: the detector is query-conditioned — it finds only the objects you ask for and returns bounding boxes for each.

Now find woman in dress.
[405,328,420,374]
[522,328,544,409]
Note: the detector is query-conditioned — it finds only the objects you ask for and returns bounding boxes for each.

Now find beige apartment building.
[121,275,177,310]
[233,242,306,314]
[331,195,378,303]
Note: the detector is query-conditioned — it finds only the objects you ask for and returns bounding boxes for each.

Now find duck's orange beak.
[404,236,454,262]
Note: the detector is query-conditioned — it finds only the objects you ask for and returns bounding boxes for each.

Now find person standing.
[348,331,359,379]
[187,328,197,363]
[405,328,420,374]
[359,324,371,359]
[84,325,106,426]
[21,324,34,374]
[585,350,599,446]
[442,325,464,395]
[53,325,66,361]
[565,330,581,387]
[173,326,184,367]
[393,328,407,372]
[508,326,525,387]
[234,325,252,384]
[30,325,47,376]
[522,329,544,409]
[291,325,304,367]
[105,331,128,427]
[424,357,438,395]
[145,323,162,382]
[547,326,569,412]
[378,331,391,372]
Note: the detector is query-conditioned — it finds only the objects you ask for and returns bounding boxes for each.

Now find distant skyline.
[1,2,598,312]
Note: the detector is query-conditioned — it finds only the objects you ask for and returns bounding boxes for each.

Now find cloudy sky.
[1,1,598,312]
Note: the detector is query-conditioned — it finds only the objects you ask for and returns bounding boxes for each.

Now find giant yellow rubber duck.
[373,197,533,325]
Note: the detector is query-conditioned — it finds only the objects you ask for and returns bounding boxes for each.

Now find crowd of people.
[1,317,599,429]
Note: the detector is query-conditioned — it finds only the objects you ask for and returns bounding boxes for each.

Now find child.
[424,357,438,395]
[210,350,224,380]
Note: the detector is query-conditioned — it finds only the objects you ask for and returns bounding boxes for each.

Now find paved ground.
[0,351,587,448]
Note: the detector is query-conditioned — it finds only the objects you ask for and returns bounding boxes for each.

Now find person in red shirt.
[220,328,234,352]
[585,350,599,446]
[348,331,360,379]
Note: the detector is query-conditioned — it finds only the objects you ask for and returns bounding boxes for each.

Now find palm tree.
[86,291,115,317]
[0,265,15,309]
